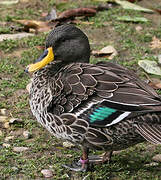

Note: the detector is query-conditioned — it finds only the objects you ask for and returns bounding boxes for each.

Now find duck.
[26,24,161,172]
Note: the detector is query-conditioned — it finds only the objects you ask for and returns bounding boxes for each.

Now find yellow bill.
[25,47,54,73]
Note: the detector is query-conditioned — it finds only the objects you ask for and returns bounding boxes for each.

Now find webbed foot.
[62,158,89,172]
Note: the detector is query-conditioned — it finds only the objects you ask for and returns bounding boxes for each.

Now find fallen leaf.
[13,147,29,152]
[148,78,161,90]
[55,8,97,21]
[0,0,19,5]
[91,45,118,59]
[117,16,148,23]
[150,36,161,49]
[138,60,161,76]
[0,109,7,116]
[14,20,51,33]
[115,0,153,13]
[0,33,34,42]
[41,169,53,178]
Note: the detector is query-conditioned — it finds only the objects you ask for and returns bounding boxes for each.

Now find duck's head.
[26,24,90,73]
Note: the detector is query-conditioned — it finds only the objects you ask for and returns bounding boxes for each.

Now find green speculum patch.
[89,107,117,123]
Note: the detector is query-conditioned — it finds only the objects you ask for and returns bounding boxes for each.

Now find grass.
[0,0,161,179]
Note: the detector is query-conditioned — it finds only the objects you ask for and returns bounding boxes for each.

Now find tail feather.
[136,124,161,144]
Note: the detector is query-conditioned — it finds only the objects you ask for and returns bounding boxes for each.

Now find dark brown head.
[26,24,90,72]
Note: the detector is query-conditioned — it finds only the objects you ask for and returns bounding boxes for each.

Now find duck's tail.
[136,124,161,144]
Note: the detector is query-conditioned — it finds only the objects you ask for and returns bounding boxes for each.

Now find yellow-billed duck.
[26,24,161,172]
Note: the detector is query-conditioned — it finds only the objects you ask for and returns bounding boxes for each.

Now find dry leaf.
[41,169,53,178]
[91,45,118,59]
[150,36,161,49]
[148,78,161,90]
[55,8,97,21]
[14,20,51,33]
[138,60,161,75]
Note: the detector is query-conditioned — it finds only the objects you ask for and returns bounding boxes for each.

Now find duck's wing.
[48,62,161,128]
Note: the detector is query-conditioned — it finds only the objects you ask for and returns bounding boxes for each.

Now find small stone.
[41,169,53,178]
[23,130,31,139]
[135,25,143,32]
[63,141,75,148]
[13,147,29,152]
[4,122,10,129]
[0,109,7,116]
[3,143,11,148]
[66,154,72,158]
[152,154,161,162]
[0,116,8,122]
[5,136,14,142]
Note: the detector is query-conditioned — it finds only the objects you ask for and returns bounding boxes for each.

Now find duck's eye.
[61,39,66,43]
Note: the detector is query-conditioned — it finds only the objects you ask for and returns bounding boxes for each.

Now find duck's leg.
[87,151,113,164]
[102,151,113,163]
[62,146,89,172]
